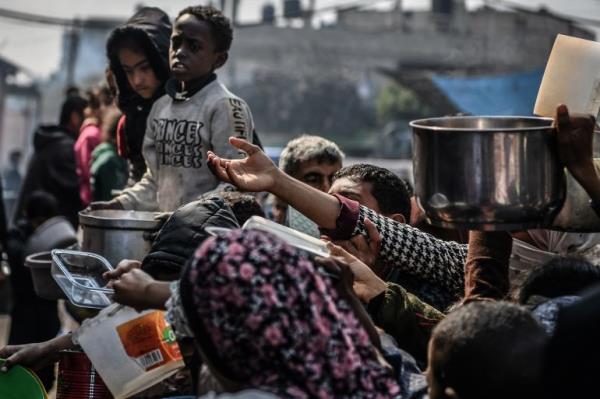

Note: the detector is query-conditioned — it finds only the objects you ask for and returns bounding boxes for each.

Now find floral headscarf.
[180,229,400,398]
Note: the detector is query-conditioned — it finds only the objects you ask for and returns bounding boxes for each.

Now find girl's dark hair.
[26,191,59,220]
[59,95,87,127]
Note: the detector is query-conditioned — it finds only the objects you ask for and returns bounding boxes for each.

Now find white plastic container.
[73,304,184,399]
[206,217,330,258]
[242,216,330,258]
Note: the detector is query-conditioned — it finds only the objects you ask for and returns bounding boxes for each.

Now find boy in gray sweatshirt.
[94,6,254,212]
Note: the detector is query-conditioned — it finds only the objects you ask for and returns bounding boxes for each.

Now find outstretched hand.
[87,199,124,211]
[0,335,74,372]
[207,137,281,193]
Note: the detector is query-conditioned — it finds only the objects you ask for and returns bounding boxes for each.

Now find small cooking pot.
[410,116,565,230]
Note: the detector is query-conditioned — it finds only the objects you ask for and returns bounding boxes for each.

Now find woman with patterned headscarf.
[176,229,400,398]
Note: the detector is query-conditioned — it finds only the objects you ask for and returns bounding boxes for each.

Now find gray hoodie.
[115,79,254,211]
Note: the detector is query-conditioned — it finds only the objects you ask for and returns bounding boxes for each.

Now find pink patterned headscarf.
[181,229,400,398]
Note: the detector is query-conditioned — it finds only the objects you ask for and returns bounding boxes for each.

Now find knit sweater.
[115,79,254,211]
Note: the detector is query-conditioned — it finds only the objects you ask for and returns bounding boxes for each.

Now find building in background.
[39,17,121,125]
[35,0,596,155]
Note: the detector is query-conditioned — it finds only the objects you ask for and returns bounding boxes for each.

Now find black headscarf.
[106,7,171,180]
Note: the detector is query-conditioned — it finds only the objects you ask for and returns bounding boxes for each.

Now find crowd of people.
[0,4,599,399]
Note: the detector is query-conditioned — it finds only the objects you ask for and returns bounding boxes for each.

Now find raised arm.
[352,205,468,307]
[207,137,341,228]
[555,104,600,209]
[209,140,467,307]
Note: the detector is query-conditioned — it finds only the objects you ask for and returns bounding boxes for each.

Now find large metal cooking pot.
[410,116,565,230]
[79,210,163,266]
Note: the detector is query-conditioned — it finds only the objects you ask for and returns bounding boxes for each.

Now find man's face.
[118,48,161,99]
[271,196,288,225]
[170,14,226,84]
[294,159,342,192]
[329,176,381,214]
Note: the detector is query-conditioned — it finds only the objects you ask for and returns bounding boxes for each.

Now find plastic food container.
[25,252,67,301]
[51,250,114,309]
[73,305,184,399]
[243,216,330,258]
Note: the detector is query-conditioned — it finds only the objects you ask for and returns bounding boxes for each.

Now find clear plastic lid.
[51,249,114,309]
[242,216,330,258]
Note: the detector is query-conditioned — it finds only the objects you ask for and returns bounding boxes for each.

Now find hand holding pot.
[555,104,600,201]
[87,199,124,211]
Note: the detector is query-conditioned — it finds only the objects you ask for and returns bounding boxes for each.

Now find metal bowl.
[410,116,565,230]
[25,251,67,300]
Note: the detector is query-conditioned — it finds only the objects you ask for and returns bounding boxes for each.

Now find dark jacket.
[106,7,171,182]
[13,125,82,227]
[142,197,239,281]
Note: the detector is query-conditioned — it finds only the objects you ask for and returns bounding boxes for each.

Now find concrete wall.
[39,7,596,127]
[222,8,593,91]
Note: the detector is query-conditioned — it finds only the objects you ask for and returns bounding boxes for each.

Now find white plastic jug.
[73,304,184,399]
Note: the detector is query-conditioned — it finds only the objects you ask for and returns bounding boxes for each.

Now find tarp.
[431,69,544,116]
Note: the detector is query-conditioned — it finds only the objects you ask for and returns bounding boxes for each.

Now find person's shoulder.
[154,93,172,107]
[144,94,173,120]
[206,79,248,105]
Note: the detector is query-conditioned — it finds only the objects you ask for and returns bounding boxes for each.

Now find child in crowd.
[14,94,87,227]
[92,5,254,212]
[90,108,128,202]
[105,6,172,183]
[75,84,113,206]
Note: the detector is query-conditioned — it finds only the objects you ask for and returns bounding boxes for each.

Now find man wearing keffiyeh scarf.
[179,229,401,398]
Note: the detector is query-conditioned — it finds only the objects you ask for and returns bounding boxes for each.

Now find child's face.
[118,48,162,99]
[170,14,227,84]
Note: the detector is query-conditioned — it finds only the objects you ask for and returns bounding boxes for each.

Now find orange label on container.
[116,311,182,371]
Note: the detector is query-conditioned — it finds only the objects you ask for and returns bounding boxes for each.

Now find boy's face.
[329,177,382,214]
[118,48,161,99]
[170,14,227,84]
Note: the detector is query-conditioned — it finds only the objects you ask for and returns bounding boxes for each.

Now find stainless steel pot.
[79,210,163,266]
[410,116,565,230]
